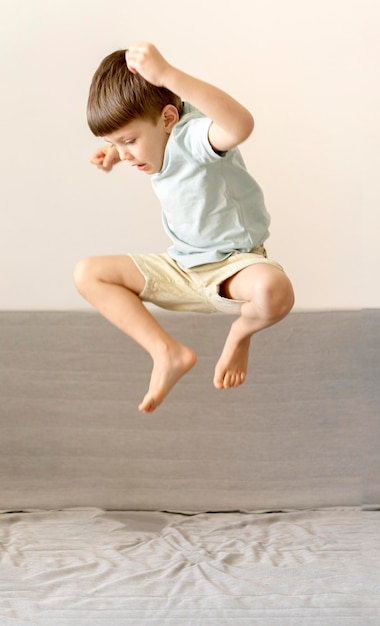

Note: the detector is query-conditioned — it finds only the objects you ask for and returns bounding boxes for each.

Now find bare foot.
[213,334,251,390]
[139,343,197,413]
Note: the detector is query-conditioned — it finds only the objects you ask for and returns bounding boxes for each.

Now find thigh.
[80,255,147,295]
[221,262,291,302]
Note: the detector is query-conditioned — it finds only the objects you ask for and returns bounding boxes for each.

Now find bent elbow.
[240,111,254,142]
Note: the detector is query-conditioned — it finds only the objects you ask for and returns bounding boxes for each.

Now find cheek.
[146,144,161,162]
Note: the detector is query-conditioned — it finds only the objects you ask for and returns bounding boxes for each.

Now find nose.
[119,147,132,162]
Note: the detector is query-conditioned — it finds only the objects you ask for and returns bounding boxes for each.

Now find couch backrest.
[0,310,378,511]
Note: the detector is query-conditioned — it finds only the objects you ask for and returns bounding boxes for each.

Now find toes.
[223,371,245,389]
[224,373,234,389]
[238,371,246,386]
[213,371,225,389]
[138,396,157,413]
[214,369,246,390]
[229,374,241,388]
[214,379,225,390]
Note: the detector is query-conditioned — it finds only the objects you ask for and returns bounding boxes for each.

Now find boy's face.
[104,106,178,175]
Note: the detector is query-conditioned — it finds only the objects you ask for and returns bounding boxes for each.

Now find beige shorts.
[128,247,284,315]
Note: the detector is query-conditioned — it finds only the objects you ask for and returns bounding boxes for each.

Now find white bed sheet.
[0,507,378,625]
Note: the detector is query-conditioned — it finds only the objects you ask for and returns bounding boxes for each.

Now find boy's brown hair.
[87,50,183,136]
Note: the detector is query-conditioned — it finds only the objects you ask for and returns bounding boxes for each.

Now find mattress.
[0,507,378,625]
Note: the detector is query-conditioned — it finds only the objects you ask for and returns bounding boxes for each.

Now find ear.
[161,104,179,133]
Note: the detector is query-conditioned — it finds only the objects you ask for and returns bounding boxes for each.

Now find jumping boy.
[74,42,294,413]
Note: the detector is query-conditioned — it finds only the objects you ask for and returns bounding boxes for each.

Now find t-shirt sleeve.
[174,116,226,164]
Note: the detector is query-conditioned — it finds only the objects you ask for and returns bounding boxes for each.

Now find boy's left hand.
[125,42,170,87]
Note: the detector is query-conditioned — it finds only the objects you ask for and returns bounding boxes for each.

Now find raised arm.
[125,43,254,153]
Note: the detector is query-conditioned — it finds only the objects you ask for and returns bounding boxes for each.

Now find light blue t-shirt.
[151,103,270,269]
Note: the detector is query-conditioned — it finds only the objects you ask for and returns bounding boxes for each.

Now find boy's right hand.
[90,145,120,172]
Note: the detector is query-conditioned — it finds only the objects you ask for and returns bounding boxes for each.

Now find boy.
[74,42,294,413]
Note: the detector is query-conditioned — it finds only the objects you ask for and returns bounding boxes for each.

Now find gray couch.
[0,310,379,625]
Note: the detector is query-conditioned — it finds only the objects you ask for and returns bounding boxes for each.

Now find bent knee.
[73,257,96,296]
[256,271,294,321]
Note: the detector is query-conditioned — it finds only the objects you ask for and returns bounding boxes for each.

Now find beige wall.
[1,0,378,309]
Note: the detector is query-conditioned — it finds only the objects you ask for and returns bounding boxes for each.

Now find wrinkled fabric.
[0,508,378,625]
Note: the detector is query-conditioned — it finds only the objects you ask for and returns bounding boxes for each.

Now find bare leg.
[214,264,294,389]
[73,256,196,412]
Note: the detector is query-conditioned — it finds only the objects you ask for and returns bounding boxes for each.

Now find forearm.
[161,65,254,148]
